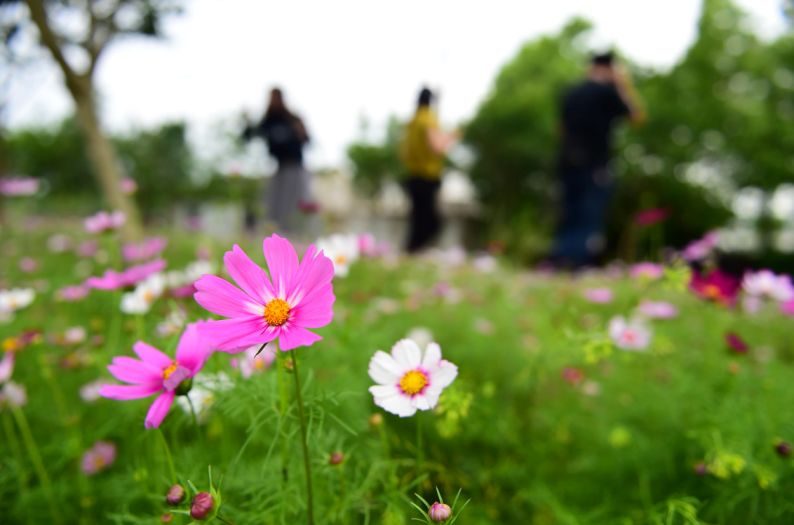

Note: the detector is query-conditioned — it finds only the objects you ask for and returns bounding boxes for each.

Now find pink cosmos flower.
[99,322,213,429]
[561,366,584,385]
[0,352,15,383]
[608,316,652,351]
[76,240,99,258]
[682,231,719,262]
[368,339,458,417]
[630,262,664,280]
[57,285,90,302]
[637,300,678,319]
[781,299,794,317]
[122,237,168,262]
[18,257,38,273]
[0,177,40,196]
[81,441,117,475]
[634,207,669,227]
[85,259,166,290]
[583,287,613,304]
[725,332,749,354]
[84,211,126,234]
[194,235,335,352]
[690,269,740,306]
[120,177,138,195]
[742,270,794,302]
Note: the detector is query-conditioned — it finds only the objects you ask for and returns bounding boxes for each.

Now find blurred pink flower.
[609,316,652,351]
[690,269,740,306]
[637,300,678,319]
[100,322,213,429]
[633,207,669,227]
[358,233,378,257]
[781,299,794,317]
[0,177,39,196]
[682,231,719,262]
[122,237,168,262]
[194,235,335,352]
[84,211,126,234]
[0,352,15,383]
[18,257,39,273]
[232,344,277,378]
[725,332,749,354]
[85,259,166,291]
[583,287,613,304]
[742,270,794,302]
[76,240,99,258]
[120,177,137,195]
[81,441,117,475]
[630,262,664,280]
[80,380,105,402]
[561,366,584,385]
[47,234,72,253]
[57,285,90,302]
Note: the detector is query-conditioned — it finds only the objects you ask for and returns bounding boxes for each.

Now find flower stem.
[12,406,61,525]
[290,351,315,525]
[416,415,424,470]
[157,428,177,484]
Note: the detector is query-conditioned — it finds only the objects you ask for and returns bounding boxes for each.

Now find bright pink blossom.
[122,237,168,262]
[781,299,794,317]
[85,259,166,290]
[583,287,613,304]
[84,211,126,234]
[194,235,335,351]
[99,322,213,429]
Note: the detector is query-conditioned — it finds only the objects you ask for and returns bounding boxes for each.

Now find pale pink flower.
[742,270,794,302]
[81,441,116,475]
[583,287,613,304]
[47,234,72,253]
[194,235,335,352]
[76,240,99,258]
[608,316,652,351]
[0,352,15,383]
[57,285,90,302]
[233,344,277,378]
[80,380,105,402]
[630,262,664,280]
[99,322,213,429]
[637,301,678,319]
[0,177,39,196]
[18,257,38,273]
[368,339,457,417]
[0,382,27,407]
[85,259,167,291]
[122,237,168,262]
[682,231,719,262]
[84,211,126,234]
[428,502,452,522]
[120,177,137,195]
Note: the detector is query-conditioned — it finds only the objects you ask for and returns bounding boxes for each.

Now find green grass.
[1,223,794,524]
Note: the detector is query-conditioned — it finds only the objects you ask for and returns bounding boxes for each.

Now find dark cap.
[418,87,433,107]
[591,51,615,66]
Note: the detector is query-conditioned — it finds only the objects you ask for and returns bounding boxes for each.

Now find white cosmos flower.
[0,381,27,408]
[0,288,35,314]
[608,316,652,351]
[742,270,794,302]
[316,233,360,277]
[368,339,458,417]
[175,372,233,423]
[120,274,165,314]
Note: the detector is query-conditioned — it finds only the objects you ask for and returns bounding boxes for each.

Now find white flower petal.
[391,339,421,368]
[368,351,403,384]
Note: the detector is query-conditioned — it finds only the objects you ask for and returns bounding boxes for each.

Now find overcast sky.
[5,0,787,168]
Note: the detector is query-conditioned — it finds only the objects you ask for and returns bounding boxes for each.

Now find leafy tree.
[347,116,404,196]
[1,0,181,238]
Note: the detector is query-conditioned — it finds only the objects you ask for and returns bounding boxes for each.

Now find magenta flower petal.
[99,383,160,400]
[144,391,176,429]
[288,245,335,305]
[107,360,161,385]
[292,299,335,328]
[263,234,299,295]
[194,275,262,317]
[200,317,276,351]
[278,327,322,351]
[132,341,172,369]
[175,322,214,373]
[224,245,274,303]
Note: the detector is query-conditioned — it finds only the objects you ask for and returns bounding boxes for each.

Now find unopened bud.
[368,413,383,428]
[190,492,214,520]
[428,502,452,522]
[329,451,344,466]
[160,513,173,523]
[693,461,708,476]
[165,484,185,506]
[776,441,792,458]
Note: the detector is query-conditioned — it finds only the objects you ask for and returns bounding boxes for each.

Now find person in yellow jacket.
[400,87,457,253]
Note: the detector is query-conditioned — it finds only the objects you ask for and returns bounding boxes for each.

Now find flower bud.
[428,502,452,522]
[329,451,344,466]
[775,441,792,458]
[190,492,214,520]
[165,484,186,506]
[160,513,173,523]
[693,461,708,476]
[368,413,383,429]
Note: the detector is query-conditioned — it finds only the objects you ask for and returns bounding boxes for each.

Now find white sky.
[5,0,787,168]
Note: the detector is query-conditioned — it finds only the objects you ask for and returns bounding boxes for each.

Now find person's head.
[588,51,616,82]
[267,87,287,115]
[417,87,433,110]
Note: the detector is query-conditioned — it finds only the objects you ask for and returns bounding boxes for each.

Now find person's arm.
[613,65,646,126]
[292,116,310,144]
[427,128,459,155]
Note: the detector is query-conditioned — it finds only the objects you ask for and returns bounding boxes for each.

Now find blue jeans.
[550,166,613,268]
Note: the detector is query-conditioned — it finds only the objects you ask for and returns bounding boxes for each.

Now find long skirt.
[267,161,312,232]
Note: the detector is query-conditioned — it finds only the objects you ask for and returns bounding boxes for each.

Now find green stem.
[290,351,315,525]
[276,348,291,483]
[157,428,177,484]
[12,406,61,525]
[416,415,424,470]
[2,411,30,518]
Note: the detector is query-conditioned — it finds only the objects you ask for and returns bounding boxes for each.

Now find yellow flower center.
[264,298,291,327]
[2,338,20,353]
[143,290,155,303]
[335,255,347,266]
[162,362,179,380]
[399,370,428,396]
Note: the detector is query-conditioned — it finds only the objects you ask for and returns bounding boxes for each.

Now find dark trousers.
[549,165,613,268]
[405,176,442,253]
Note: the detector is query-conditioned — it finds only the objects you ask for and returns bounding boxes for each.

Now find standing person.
[549,52,645,268]
[400,87,456,253]
[244,88,315,232]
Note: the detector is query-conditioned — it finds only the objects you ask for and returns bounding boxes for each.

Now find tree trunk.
[71,81,143,241]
